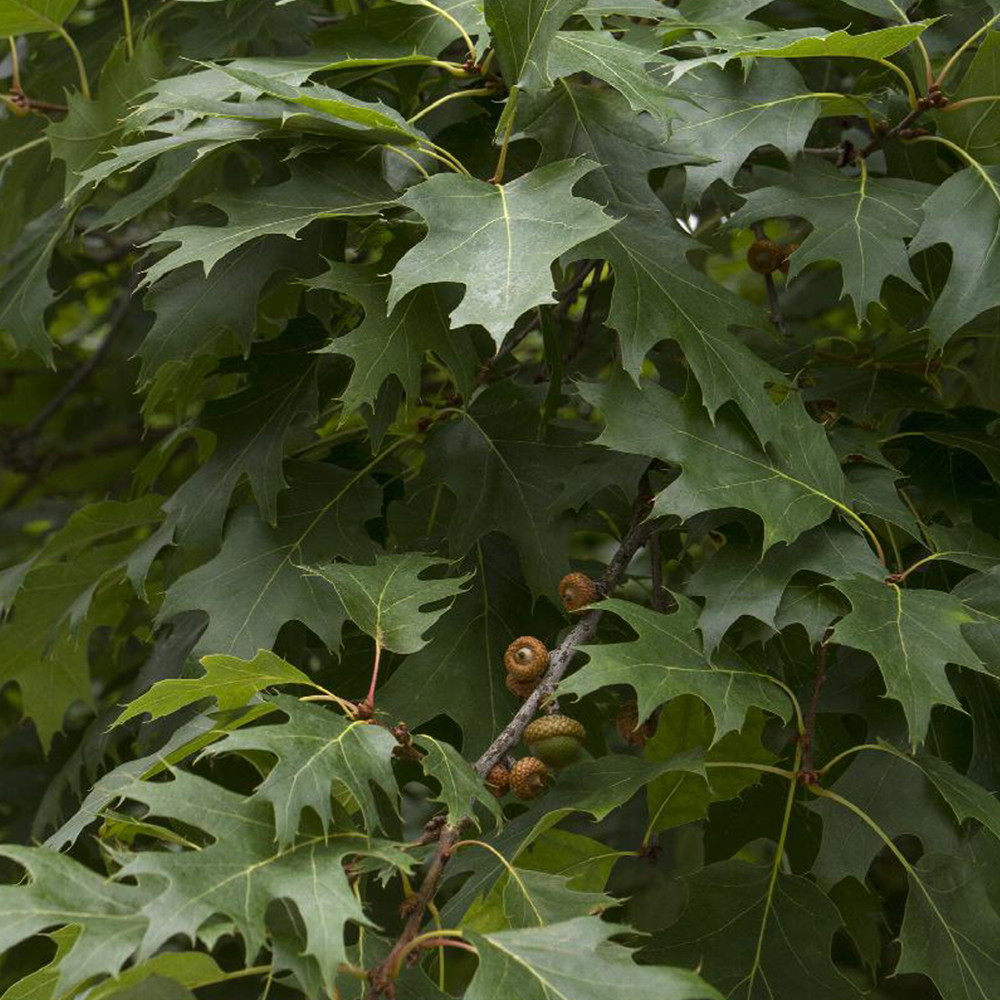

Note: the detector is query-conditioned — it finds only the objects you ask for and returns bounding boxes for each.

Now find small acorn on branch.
[504,636,549,680]
[559,571,597,612]
[505,671,539,699]
[510,756,553,800]
[615,702,657,748]
[485,763,510,797]
[524,714,586,768]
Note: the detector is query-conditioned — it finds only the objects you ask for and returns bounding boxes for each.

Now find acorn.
[485,763,510,797]
[524,714,586,768]
[504,636,549,681]
[615,702,656,748]
[746,238,785,274]
[778,243,799,275]
[505,671,539,699]
[510,756,552,800]
[559,571,597,612]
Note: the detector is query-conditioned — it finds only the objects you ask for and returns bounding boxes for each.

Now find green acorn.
[524,714,586,768]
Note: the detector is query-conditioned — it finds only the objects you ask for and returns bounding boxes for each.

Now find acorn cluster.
[487,570,606,800]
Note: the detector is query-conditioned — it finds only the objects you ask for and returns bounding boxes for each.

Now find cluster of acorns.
[487,572,599,800]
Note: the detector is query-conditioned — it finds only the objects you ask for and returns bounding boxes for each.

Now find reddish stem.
[364,640,382,712]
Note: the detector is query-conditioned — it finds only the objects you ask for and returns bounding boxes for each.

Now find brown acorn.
[504,636,549,681]
[505,671,539,699]
[510,756,552,800]
[524,714,586,768]
[746,238,785,275]
[559,571,597,612]
[615,702,657,748]
[485,763,510,797]
[778,243,799,275]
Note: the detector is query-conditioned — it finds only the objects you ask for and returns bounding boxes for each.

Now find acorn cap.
[524,714,586,744]
[505,672,539,699]
[510,757,552,800]
[746,238,785,275]
[485,763,510,798]
[504,636,549,681]
[559,571,597,612]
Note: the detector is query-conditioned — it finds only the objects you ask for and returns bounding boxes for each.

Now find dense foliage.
[3,0,1000,997]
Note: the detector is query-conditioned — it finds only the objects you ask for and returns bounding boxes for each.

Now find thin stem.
[940,94,1000,112]
[756,673,806,740]
[413,144,464,175]
[818,742,890,777]
[429,59,475,78]
[385,145,431,180]
[909,134,1000,198]
[413,0,476,62]
[391,929,468,978]
[935,12,1000,88]
[409,86,492,123]
[120,0,134,59]
[298,692,359,717]
[705,761,796,778]
[8,37,20,92]
[364,640,382,711]
[893,550,955,583]
[0,136,47,168]
[878,57,917,109]
[418,139,470,176]
[801,631,832,774]
[57,26,90,99]
[746,742,801,994]
[490,88,518,185]
[750,222,787,336]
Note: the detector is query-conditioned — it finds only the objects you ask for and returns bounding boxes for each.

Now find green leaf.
[831,575,987,744]
[46,37,162,192]
[203,695,400,846]
[72,117,267,196]
[936,31,1000,165]
[484,0,588,92]
[0,205,72,364]
[441,755,703,923]
[569,209,785,443]
[907,163,1000,348]
[138,237,299,384]
[415,734,503,828]
[645,697,775,835]
[0,846,149,997]
[46,706,275,850]
[306,260,482,415]
[686,523,884,652]
[896,849,1000,999]
[388,158,616,345]
[515,79,693,210]
[466,917,722,1000]
[415,381,645,597]
[142,155,393,286]
[379,540,562,757]
[303,553,471,654]
[730,159,933,321]
[83,952,238,1000]
[160,328,319,550]
[559,597,790,737]
[113,769,414,995]
[732,20,931,61]
[547,30,676,117]
[0,926,78,1000]
[0,0,79,34]
[159,461,380,659]
[664,62,822,202]
[112,649,316,728]
[645,860,863,1000]
[498,869,613,928]
[578,372,850,551]
[807,747,968,884]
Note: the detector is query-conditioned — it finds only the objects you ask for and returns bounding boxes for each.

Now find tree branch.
[800,629,833,779]
[365,493,656,996]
